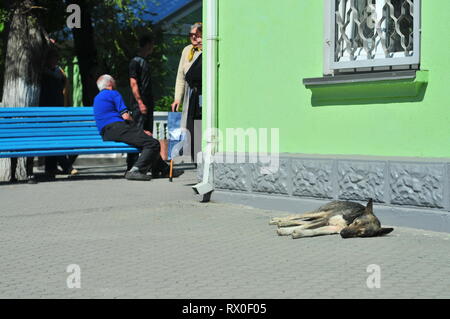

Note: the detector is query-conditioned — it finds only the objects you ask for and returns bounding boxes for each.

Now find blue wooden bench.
[0,107,139,159]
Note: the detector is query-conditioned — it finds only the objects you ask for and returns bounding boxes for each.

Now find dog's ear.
[376,227,394,236]
[365,198,373,214]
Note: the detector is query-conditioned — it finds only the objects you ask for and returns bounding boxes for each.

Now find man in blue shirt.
[93,75,183,181]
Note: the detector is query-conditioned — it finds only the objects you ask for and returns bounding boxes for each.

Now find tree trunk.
[71,0,99,107]
[0,0,48,182]
[0,5,8,103]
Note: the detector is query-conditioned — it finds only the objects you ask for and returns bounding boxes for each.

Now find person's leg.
[131,129,161,174]
[126,153,139,171]
[68,155,78,168]
[185,116,195,163]
[26,157,37,184]
[56,156,78,176]
[130,110,160,172]
[10,158,17,183]
[67,155,79,175]
[56,156,71,172]
[126,107,143,171]
[145,108,154,134]
[44,157,58,179]
[186,90,200,164]
[151,157,170,177]
[102,121,160,177]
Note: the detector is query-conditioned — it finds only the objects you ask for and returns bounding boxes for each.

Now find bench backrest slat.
[0,131,100,138]
[0,107,94,114]
[0,140,134,151]
[0,107,141,158]
[0,126,98,132]
[2,136,102,142]
[0,147,139,159]
[0,116,96,124]
[0,122,96,129]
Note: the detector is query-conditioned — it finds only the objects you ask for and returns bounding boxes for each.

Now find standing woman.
[171,22,202,163]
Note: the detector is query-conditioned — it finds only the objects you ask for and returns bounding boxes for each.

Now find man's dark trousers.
[102,121,166,174]
[126,103,154,171]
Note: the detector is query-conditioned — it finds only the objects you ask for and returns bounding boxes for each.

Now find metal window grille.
[324,0,421,73]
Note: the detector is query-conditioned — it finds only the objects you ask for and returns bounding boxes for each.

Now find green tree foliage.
[89,0,164,89]
[0,0,174,103]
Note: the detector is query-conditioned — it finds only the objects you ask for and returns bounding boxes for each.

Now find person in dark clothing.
[39,49,67,107]
[40,48,78,179]
[127,34,155,172]
[27,47,77,183]
[94,75,183,181]
[184,50,202,163]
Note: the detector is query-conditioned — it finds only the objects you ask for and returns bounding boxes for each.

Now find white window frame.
[323,0,421,75]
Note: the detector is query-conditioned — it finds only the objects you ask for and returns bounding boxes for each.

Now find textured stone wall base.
[198,153,450,212]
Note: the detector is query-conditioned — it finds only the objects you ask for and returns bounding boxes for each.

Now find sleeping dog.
[270,199,394,239]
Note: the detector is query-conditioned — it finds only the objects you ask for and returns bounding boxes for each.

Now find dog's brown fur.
[270,199,393,239]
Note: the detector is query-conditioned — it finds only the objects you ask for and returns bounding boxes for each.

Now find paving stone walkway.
[0,165,449,298]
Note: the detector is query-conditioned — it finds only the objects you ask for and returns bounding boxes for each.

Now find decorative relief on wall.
[338,161,386,202]
[209,157,449,212]
[213,163,249,191]
[390,163,444,208]
[292,159,333,199]
[250,160,289,194]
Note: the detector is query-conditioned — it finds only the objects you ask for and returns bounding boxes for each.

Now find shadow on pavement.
[0,163,199,185]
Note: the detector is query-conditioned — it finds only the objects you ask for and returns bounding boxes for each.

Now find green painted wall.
[212,0,450,158]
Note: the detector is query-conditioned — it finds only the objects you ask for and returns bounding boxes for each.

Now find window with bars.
[324,0,421,74]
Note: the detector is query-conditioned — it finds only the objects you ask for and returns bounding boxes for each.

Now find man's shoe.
[125,170,152,181]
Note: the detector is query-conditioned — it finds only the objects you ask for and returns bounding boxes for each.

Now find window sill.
[302,70,428,106]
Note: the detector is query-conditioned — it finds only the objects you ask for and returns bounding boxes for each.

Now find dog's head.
[340,199,394,239]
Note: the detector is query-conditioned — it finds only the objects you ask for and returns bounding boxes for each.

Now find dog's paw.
[269,219,279,225]
[269,217,285,225]
[277,227,295,236]
[291,231,302,239]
